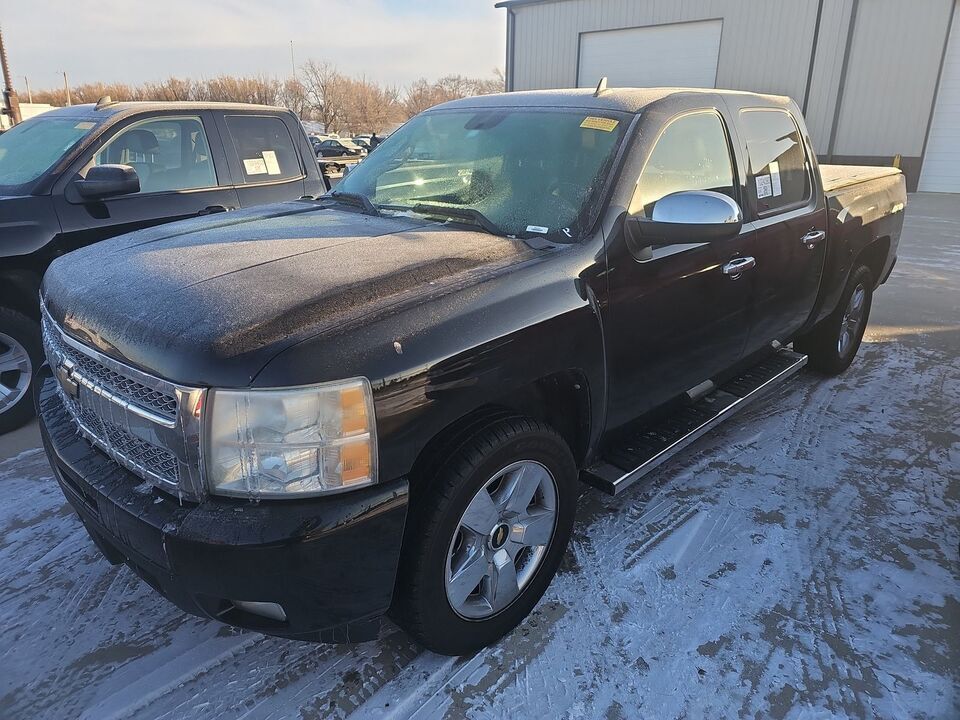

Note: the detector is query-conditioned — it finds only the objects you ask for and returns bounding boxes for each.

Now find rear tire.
[0,308,42,435]
[794,265,874,375]
[391,415,577,655]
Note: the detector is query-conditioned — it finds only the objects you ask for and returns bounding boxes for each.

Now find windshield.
[335,108,630,239]
[0,116,98,190]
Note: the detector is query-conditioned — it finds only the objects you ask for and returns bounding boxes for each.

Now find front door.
[53,113,239,253]
[603,110,756,430]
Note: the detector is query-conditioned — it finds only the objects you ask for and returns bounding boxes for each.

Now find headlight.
[205,378,377,499]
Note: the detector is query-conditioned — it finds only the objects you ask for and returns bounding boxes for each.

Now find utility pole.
[62,70,71,106]
[24,75,31,103]
[0,24,22,125]
[290,40,296,78]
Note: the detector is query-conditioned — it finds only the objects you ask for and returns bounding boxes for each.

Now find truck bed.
[819,164,902,193]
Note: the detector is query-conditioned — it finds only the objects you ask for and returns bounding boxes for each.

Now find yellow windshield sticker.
[580,116,619,132]
[74,121,95,130]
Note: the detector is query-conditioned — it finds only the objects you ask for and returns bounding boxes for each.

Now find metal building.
[497,0,960,192]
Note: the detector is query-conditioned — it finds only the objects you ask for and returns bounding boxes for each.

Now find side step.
[583,349,808,496]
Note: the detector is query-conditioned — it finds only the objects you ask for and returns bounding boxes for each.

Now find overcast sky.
[3,0,506,92]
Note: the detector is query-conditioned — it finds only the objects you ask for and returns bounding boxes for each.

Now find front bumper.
[36,371,408,643]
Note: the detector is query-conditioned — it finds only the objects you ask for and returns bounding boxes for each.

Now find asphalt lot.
[1,193,957,719]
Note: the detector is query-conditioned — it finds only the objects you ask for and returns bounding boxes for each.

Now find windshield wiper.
[322,190,381,217]
[383,203,503,236]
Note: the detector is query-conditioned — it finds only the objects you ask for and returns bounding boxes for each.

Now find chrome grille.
[41,304,207,501]
[66,394,181,486]
[42,314,178,421]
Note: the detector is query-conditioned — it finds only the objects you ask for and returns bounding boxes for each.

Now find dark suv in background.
[0,100,326,433]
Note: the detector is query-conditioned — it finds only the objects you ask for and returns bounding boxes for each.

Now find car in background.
[0,99,326,433]
[352,137,372,151]
[317,138,366,158]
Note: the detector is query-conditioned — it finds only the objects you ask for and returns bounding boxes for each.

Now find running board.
[583,349,808,496]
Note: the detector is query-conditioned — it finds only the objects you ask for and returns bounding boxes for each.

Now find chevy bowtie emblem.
[55,360,80,398]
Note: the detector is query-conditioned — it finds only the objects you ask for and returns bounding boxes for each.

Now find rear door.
[603,109,757,430]
[52,112,239,253]
[735,107,827,354]
[216,113,307,206]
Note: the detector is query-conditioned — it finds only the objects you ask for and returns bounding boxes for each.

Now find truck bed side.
[809,165,907,327]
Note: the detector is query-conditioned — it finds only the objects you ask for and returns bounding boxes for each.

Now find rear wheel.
[391,416,577,655]
[0,308,41,434]
[794,265,874,375]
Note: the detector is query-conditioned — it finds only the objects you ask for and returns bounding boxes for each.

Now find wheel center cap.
[490,523,510,550]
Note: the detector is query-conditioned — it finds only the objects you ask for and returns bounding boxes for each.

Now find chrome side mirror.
[627,190,743,246]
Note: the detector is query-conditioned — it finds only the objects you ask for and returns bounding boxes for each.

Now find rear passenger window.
[634,111,736,217]
[739,109,810,214]
[225,115,301,183]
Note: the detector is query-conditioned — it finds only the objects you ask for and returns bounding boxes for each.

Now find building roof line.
[494,0,571,9]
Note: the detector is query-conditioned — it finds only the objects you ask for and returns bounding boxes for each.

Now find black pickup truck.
[36,87,905,655]
[0,100,325,432]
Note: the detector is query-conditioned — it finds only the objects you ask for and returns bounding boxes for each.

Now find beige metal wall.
[833,0,953,156]
[507,0,954,161]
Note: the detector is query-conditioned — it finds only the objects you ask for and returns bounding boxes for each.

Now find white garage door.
[577,20,722,90]
[919,11,960,193]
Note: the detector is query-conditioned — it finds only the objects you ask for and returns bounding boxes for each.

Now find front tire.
[794,265,874,375]
[391,416,577,655]
[0,308,42,435]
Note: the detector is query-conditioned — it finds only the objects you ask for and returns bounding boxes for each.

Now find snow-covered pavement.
[2,194,957,720]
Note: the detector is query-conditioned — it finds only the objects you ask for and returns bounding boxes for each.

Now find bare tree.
[300,60,350,132]
[23,66,505,128]
[403,69,504,118]
[278,77,311,118]
[141,77,195,101]
[201,75,279,105]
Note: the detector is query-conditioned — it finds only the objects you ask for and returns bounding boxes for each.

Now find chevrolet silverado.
[36,87,905,655]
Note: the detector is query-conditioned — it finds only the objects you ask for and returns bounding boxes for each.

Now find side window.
[225,115,301,183]
[634,111,736,217]
[739,109,810,215]
[93,116,216,194]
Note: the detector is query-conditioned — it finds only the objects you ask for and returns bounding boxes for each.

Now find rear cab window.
[224,115,302,183]
[739,109,811,216]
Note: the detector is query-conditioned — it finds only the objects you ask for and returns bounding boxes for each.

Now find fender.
[256,240,608,484]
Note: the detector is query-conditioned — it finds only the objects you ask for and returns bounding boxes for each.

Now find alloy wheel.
[445,460,558,620]
[0,332,33,416]
[838,283,867,357]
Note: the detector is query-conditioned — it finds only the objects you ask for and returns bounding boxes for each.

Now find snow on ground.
[1,195,957,719]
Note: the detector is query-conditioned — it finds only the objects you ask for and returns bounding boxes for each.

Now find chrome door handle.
[801,230,826,248]
[722,256,756,276]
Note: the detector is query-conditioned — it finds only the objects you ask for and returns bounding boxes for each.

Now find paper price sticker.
[580,116,619,132]
[243,158,268,175]
[756,175,773,199]
[262,150,281,175]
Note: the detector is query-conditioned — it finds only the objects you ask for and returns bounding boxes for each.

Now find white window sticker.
[262,150,281,175]
[769,161,782,197]
[243,158,268,175]
[756,174,773,199]
[526,225,549,234]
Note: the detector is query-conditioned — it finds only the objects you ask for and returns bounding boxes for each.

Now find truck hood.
[42,201,540,386]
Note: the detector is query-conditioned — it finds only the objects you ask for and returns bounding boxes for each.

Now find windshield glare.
[336,108,629,239]
[0,116,97,189]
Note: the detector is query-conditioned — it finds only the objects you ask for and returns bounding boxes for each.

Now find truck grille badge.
[55,360,79,398]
